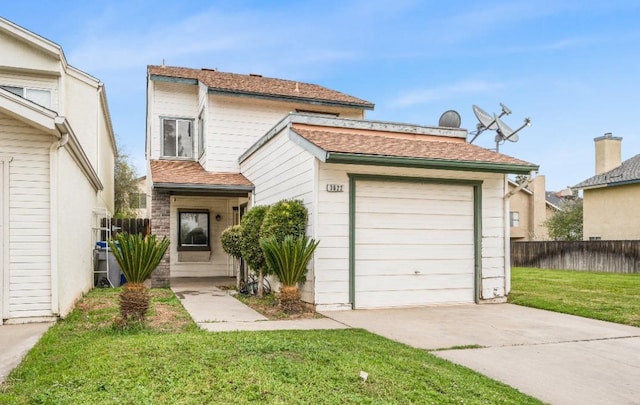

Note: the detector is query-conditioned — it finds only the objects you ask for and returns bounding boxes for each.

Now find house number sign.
[326,184,343,192]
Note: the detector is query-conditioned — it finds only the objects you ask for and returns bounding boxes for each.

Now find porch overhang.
[153,182,253,197]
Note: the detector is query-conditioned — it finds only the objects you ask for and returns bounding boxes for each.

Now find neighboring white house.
[146,65,538,309]
[0,17,116,324]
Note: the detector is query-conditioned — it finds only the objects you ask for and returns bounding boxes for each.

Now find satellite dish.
[472,105,497,130]
[438,110,461,128]
[495,114,519,142]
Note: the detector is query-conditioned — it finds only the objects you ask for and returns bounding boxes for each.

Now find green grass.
[510,267,640,327]
[0,289,542,404]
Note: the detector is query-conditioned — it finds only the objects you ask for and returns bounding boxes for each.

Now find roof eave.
[575,178,640,190]
[153,182,254,192]
[325,152,539,174]
[208,88,374,110]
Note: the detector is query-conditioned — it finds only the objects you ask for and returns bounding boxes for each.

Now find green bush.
[261,199,308,242]
[239,206,269,272]
[221,225,242,259]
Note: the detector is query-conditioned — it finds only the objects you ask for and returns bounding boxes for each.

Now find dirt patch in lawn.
[234,293,323,320]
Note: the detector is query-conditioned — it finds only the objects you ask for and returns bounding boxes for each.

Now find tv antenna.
[468,103,531,152]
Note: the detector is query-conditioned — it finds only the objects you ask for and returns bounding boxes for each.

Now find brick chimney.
[594,132,622,175]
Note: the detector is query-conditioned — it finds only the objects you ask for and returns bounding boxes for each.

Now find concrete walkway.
[170,277,347,332]
[0,322,52,384]
[323,304,640,405]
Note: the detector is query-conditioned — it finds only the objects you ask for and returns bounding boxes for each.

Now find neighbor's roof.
[290,125,538,173]
[150,160,253,191]
[573,153,640,189]
[148,65,374,110]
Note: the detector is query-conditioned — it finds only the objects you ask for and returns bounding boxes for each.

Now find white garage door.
[354,180,475,308]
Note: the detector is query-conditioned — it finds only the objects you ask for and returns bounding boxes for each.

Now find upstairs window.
[1,85,51,108]
[509,211,520,227]
[162,118,193,158]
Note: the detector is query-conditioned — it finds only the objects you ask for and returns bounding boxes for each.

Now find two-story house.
[0,18,116,324]
[507,175,560,241]
[146,65,538,309]
[573,133,640,240]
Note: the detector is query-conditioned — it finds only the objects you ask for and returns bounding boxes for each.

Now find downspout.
[50,117,69,315]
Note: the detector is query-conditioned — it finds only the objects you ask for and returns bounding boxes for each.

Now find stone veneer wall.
[151,189,171,287]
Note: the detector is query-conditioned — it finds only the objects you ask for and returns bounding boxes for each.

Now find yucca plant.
[260,235,319,313]
[108,233,170,322]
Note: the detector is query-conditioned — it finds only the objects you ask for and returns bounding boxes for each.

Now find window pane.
[163,119,176,157]
[198,115,205,159]
[25,89,51,108]
[139,194,147,209]
[180,212,208,247]
[177,120,192,157]
[1,85,23,96]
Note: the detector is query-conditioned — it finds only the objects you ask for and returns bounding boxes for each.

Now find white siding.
[240,129,316,302]
[315,163,507,310]
[208,95,363,173]
[148,81,199,159]
[0,112,53,318]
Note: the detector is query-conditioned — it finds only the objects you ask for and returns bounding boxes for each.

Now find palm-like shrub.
[108,233,170,322]
[260,235,319,313]
[239,206,269,297]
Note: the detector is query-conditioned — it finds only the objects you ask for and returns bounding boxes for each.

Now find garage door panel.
[356,229,474,244]
[356,199,474,216]
[356,244,474,261]
[357,273,475,292]
[354,180,475,309]
[357,288,474,308]
[355,259,475,276]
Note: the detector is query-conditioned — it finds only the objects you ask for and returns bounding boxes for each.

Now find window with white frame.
[1,85,51,108]
[162,118,193,158]
[510,211,520,227]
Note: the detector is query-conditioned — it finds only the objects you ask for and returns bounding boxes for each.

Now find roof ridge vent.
[249,73,262,77]
[202,68,217,72]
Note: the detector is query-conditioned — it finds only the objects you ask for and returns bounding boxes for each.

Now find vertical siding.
[0,112,53,318]
[240,129,316,301]
[315,163,507,309]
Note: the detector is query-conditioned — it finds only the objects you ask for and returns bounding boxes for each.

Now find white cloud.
[391,80,504,107]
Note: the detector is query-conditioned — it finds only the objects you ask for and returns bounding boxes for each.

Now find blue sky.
[3,1,640,191]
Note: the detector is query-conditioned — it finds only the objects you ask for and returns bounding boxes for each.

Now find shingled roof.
[290,125,537,172]
[150,160,253,191]
[148,65,374,110]
[573,153,640,189]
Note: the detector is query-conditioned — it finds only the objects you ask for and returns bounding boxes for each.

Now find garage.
[353,178,477,309]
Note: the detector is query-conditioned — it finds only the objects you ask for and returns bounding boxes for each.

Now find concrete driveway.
[322,304,640,405]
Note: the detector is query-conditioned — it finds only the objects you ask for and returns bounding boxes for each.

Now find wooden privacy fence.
[511,240,640,273]
[100,218,151,240]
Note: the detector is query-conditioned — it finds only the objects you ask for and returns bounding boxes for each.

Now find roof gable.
[148,65,374,110]
[573,153,640,189]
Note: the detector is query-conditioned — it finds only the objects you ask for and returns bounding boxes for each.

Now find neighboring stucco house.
[573,133,640,240]
[507,175,559,241]
[130,176,150,218]
[146,65,537,309]
[0,18,115,324]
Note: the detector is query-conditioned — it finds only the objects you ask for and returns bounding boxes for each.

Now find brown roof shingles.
[150,160,252,188]
[148,65,374,109]
[291,127,536,167]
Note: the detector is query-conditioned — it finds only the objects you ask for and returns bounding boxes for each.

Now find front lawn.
[510,267,640,327]
[0,289,541,404]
